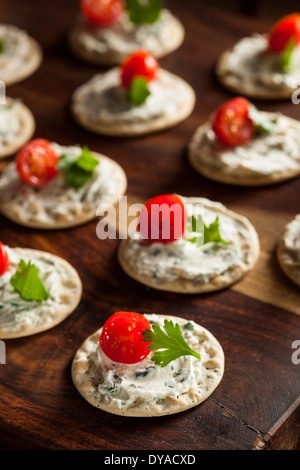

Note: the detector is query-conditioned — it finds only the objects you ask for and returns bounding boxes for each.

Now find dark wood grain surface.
[0,0,299,451]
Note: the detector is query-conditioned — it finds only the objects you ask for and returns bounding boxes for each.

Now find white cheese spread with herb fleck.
[0,100,23,150]
[72,67,193,127]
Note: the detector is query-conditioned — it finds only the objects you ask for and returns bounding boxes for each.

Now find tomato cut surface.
[0,242,9,277]
[139,194,187,244]
[80,0,124,25]
[120,50,159,88]
[211,97,255,147]
[100,311,152,364]
[17,139,59,188]
[268,13,300,52]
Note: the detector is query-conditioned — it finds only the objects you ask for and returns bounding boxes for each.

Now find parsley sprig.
[128,76,151,105]
[282,38,297,72]
[125,0,163,25]
[142,320,201,368]
[248,104,278,135]
[57,146,99,190]
[187,215,229,247]
[10,260,49,302]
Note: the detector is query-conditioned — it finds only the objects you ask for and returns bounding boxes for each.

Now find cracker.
[0,25,42,86]
[68,10,185,66]
[0,152,127,229]
[277,215,300,287]
[117,197,260,293]
[0,248,82,339]
[0,98,35,160]
[71,68,195,137]
[188,116,300,187]
[71,313,224,417]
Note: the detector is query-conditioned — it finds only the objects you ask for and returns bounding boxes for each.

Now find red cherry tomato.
[0,242,9,277]
[268,13,300,53]
[139,194,187,244]
[80,0,124,26]
[16,139,59,188]
[120,50,159,88]
[99,311,152,364]
[211,97,255,147]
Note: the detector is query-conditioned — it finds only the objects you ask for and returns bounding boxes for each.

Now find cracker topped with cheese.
[68,0,185,66]
[0,244,82,339]
[118,194,260,293]
[71,49,195,137]
[189,97,300,186]
[0,139,127,229]
[216,13,300,100]
[0,24,42,86]
[277,215,300,287]
[72,311,224,417]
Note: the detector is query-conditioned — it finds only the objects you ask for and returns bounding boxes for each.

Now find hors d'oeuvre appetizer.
[277,215,300,287]
[68,0,185,66]
[0,98,35,159]
[216,13,300,100]
[118,194,260,293]
[0,242,82,339]
[71,49,195,137]
[72,311,224,417]
[189,97,300,186]
[0,24,42,86]
[0,138,127,229]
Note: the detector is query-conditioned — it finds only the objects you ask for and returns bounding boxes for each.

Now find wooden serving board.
[0,0,299,451]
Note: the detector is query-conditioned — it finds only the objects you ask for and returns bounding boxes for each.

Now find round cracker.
[71,313,224,417]
[68,10,185,66]
[277,215,300,287]
[0,27,42,87]
[188,118,300,187]
[71,69,195,137]
[117,197,260,294]
[0,247,82,339]
[0,152,127,230]
[0,97,35,160]
[216,48,295,101]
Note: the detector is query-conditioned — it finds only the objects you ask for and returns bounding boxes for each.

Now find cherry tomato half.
[139,194,187,244]
[80,0,124,26]
[16,139,59,188]
[120,50,159,88]
[99,311,152,364]
[211,97,255,147]
[0,242,9,277]
[268,13,300,53]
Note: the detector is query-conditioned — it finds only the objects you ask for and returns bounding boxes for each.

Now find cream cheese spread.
[92,314,221,411]
[72,9,183,61]
[0,247,76,334]
[218,33,300,96]
[121,198,255,285]
[0,143,123,226]
[190,112,300,182]
[72,67,193,127]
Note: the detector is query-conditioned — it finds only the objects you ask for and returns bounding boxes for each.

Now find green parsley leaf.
[58,146,99,190]
[282,38,297,72]
[187,215,229,247]
[142,320,201,368]
[248,104,277,135]
[128,76,151,105]
[0,38,5,55]
[125,0,163,25]
[10,260,49,302]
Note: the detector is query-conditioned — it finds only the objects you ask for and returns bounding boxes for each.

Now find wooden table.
[0,0,299,451]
